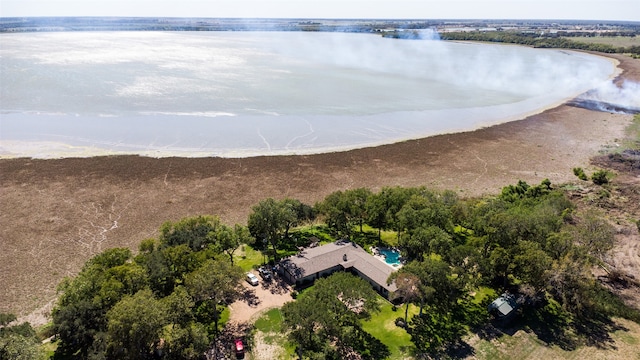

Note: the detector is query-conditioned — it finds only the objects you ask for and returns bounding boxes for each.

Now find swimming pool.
[379,248,401,266]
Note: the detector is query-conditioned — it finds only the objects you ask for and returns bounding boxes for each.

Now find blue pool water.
[379,248,401,266]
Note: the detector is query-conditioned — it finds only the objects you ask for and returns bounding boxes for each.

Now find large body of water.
[0,31,615,158]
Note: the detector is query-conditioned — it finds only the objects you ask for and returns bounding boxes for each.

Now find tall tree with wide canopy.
[282,272,384,359]
[248,198,299,261]
[316,190,353,237]
[345,187,373,233]
[52,248,137,358]
[213,223,254,266]
[397,191,453,235]
[366,186,422,239]
[159,215,221,251]
[184,258,244,332]
[388,272,421,323]
[106,289,168,360]
[400,259,464,315]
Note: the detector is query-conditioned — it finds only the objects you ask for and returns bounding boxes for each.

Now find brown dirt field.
[1,54,639,323]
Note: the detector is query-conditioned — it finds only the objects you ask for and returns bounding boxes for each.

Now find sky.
[1,0,639,21]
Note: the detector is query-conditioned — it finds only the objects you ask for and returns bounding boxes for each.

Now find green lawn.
[253,308,296,358]
[254,308,284,333]
[361,298,417,360]
[235,244,266,272]
[251,299,417,360]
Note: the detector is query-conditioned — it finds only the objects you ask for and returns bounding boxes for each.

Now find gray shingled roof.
[281,240,397,292]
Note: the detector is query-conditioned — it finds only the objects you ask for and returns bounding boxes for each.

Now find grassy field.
[468,317,640,359]
[360,299,418,360]
[564,36,640,48]
[235,244,266,272]
[250,297,418,360]
[252,308,296,359]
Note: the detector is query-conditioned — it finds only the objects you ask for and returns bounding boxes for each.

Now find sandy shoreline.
[0,53,638,317]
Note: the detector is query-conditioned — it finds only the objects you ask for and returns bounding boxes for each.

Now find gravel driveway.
[228,271,294,324]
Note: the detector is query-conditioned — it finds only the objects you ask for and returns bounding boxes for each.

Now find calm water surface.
[0,31,615,158]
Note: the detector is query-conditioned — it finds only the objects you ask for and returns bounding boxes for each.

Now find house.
[278,240,398,298]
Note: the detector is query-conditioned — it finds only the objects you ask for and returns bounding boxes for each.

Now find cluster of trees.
[0,313,46,360]
[308,180,637,354]
[441,31,640,55]
[48,178,638,358]
[247,198,315,261]
[281,272,388,359]
[51,216,251,360]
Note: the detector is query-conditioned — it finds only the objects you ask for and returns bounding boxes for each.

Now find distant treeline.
[441,31,640,55]
[0,17,443,33]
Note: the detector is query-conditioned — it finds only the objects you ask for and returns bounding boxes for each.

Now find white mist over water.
[0,31,618,158]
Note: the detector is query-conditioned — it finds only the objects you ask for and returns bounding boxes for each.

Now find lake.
[0,31,615,158]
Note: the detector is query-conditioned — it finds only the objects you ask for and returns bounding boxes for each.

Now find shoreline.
[1,53,638,318]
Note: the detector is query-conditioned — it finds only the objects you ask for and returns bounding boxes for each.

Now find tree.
[366,187,421,240]
[591,169,609,185]
[213,223,253,266]
[52,248,136,358]
[161,244,201,293]
[365,191,387,240]
[0,315,45,360]
[345,188,373,233]
[574,210,615,264]
[512,240,552,290]
[248,198,298,262]
[408,305,468,354]
[397,191,452,235]
[162,286,195,325]
[0,332,45,360]
[159,215,221,251]
[399,225,452,262]
[162,322,210,360]
[282,272,382,358]
[388,272,421,323]
[184,258,244,333]
[547,253,596,316]
[316,190,353,237]
[400,259,463,315]
[106,289,168,360]
[0,313,16,326]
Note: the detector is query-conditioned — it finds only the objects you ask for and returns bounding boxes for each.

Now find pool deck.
[370,246,403,269]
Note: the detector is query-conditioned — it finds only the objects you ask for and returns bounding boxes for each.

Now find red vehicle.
[234,338,245,358]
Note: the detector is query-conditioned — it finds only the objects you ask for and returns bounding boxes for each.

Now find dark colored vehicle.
[258,266,272,281]
[234,338,245,358]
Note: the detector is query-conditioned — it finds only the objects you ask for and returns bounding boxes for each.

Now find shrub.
[395,317,407,328]
[573,167,588,181]
[591,170,609,185]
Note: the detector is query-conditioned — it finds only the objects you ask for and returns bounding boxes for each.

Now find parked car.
[246,272,259,286]
[258,266,272,281]
[234,338,245,358]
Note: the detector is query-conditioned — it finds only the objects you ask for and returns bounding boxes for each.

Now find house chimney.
[343,253,347,261]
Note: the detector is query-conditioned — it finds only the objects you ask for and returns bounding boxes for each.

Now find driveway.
[228,271,294,323]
